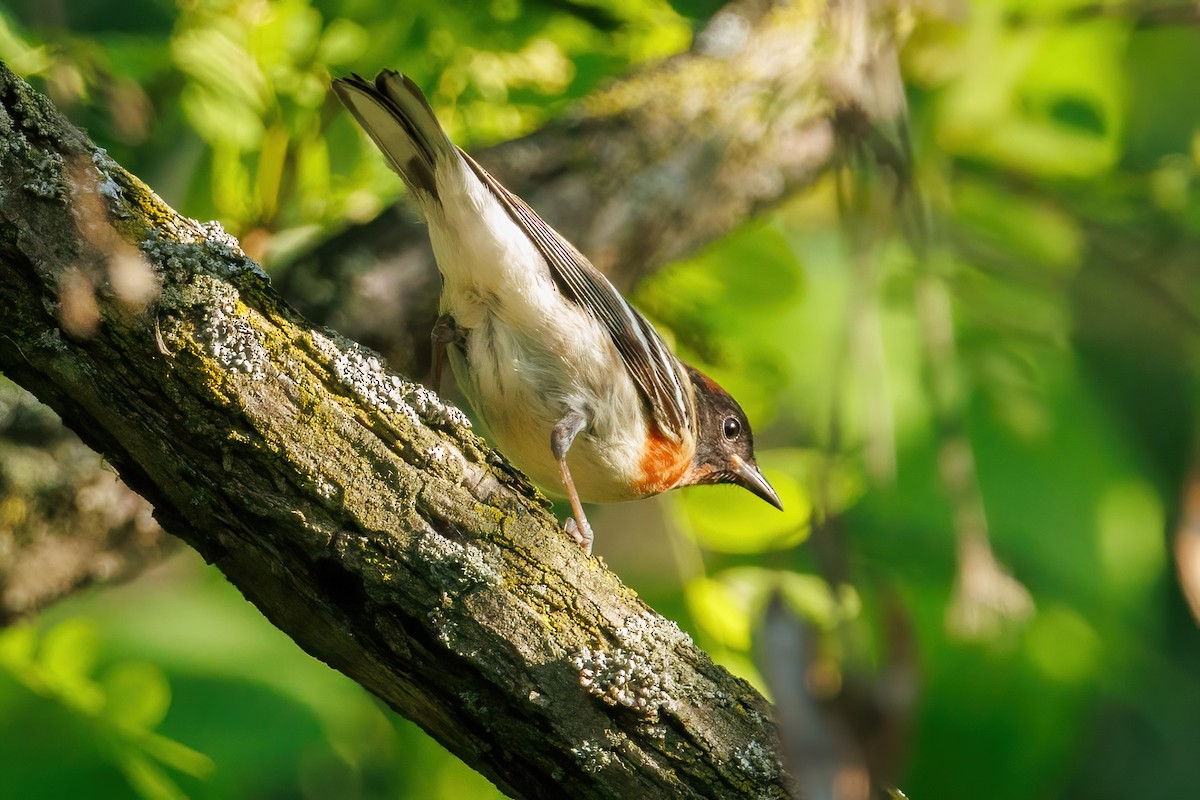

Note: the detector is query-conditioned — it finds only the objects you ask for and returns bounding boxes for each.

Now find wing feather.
[459,150,693,441]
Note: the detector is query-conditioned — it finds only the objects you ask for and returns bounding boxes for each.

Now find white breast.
[427,158,648,502]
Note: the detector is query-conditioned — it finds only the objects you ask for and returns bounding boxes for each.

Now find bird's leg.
[551,410,594,554]
[429,314,462,393]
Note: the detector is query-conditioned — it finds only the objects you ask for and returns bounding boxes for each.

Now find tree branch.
[0,60,799,797]
[0,0,906,624]
[0,377,164,623]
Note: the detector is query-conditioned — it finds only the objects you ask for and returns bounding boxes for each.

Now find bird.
[332,70,781,553]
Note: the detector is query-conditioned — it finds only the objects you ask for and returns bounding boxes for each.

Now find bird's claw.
[428,314,464,393]
[564,516,594,555]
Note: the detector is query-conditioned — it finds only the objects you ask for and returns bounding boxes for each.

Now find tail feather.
[331,70,456,201]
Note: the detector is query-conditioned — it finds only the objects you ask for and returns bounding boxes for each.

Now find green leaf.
[180,85,265,149]
[103,662,171,731]
[936,13,1129,177]
[679,460,810,553]
[952,178,1083,272]
[171,26,267,112]
[777,573,854,631]
[135,731,216,779]
[1096,480,1165,595]
[1023,604,1101,683]
[716,566,856,632]
[762,448,866,516]
[317,18,369,66]
[116,751,188,800]
[36,620,105,713]
[0,12,52,75]
[0,625,37,670]
[635,223,803,340]
[686,577,752,651]
[41,619,99,682]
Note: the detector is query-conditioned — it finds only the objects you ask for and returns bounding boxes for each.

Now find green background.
[2,0,1199,797]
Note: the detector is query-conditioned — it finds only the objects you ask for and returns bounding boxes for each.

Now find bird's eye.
[723,416,741,440]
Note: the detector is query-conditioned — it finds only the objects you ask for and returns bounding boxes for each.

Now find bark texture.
[0,61,796,798]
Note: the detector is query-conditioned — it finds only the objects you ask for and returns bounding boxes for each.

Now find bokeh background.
[2,0,1200,797]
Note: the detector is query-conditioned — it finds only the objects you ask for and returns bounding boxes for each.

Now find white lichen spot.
[571,740,615,774]
[572,611,680,720]
[197,284,269,380]
[406,382,470,428]
[24,150,64,200]
[194,219,267,280]
[36,329,66,352]
[314,475,338,500]
[91,148,122,203]
[429,606,457,648]
[310,330,471,429]
[416,532,499,591]
[198,220,251,260]
[141,218,266,281]
[732,739,781,781]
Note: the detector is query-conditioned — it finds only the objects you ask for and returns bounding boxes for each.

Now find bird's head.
[681,366,781,510]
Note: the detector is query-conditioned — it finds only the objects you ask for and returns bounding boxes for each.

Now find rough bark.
[0,60,798,798]
[0,0,905,624]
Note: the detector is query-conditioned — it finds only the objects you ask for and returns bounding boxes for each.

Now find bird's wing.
[460,150,692,441]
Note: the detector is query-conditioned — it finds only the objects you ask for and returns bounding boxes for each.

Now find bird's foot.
[428,314,464,392]
[564,516,594,555]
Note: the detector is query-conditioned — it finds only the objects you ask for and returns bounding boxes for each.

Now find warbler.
[333,70,781,552]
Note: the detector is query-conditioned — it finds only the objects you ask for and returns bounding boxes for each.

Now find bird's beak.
[730,456,783,510]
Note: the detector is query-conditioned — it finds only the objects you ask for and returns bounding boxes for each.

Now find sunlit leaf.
[0,12,51,75]
[172,27,268,112]
[1096,480,1165,595]
[116,751,187,800]
[758,448,866,517]
[636,223,803,336]
[180,85,265,149]
[935,13,1128,177]
[777,573,852,631]
[103,662,171,731]
[686,576,752,650]
[679,462,810,553]
[705,567,857,635]
[136,731,216,778]
[952,178,1083,272]
[40,619,99,682]
[0,625,37,669]
[1023,604,1101,683]
[36,620,104,714]
[318,18,369,65]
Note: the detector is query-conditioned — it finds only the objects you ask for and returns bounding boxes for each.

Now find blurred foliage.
[0,618,213,799]
[4,0,1200,798]
[0,0,689,259]
[0,560,507,799]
